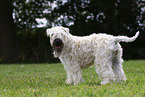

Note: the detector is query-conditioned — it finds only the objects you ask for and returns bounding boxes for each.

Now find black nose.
[55,38,61,42]
[54,38,61,46]
[53,38,63,47]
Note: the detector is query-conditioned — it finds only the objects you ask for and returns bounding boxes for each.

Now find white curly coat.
[47,26,139,85]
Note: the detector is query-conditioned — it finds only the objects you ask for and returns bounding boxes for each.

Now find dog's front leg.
[62,63,73,85]
[60,58,73,85]
[65,70,73,85]
[71,64,84,85]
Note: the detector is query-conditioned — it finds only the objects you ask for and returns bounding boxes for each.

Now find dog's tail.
[114,31,139,43]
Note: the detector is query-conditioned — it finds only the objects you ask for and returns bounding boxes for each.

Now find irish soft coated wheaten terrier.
[46,26,139,85]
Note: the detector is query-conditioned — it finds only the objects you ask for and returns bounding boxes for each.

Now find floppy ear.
[46,29,50,37]
[62,27,69,34]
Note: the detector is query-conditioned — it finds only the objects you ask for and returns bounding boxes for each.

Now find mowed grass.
[0,60,145,97]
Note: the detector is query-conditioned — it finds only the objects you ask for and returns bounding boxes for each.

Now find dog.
[46,26,139,85]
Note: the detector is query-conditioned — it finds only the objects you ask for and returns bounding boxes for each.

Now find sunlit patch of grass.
[0,60,145,96]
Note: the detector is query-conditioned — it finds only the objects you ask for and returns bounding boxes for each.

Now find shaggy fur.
[46,26,139,85]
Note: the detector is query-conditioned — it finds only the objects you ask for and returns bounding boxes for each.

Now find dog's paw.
[73,80,85,85]
[65,79,73,85]
[73,82,80,85]
[100,80,110,85]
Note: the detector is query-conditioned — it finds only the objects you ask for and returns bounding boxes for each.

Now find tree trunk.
[0,0,18,63]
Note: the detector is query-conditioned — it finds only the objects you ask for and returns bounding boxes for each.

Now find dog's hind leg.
[94,58,116,84]
[112,49,126,82]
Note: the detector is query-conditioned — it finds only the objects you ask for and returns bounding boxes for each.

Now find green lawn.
[0,60,145,97]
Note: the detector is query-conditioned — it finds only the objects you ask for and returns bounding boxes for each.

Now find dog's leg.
[71,64,84,85]
[63,64,73,85]
[65,70,73,84]
[112,50,126,82]
[60,58,73,84]
[94,58,116,84]
[72,70,84,85]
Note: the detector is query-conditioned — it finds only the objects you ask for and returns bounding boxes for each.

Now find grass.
[0,60,145,97]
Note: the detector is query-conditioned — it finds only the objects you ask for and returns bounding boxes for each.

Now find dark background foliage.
[0,0,144,63]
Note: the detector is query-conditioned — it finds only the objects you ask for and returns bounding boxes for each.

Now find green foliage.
[13,0,144,34]
[16,28,58,63]
[11,0,145,63]
[13,0,49,30]
[45,0,144,35]
[0,60,145,96]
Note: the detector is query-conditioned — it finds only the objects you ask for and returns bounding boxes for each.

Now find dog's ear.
[62,27,69,34]
[46,29,50,37]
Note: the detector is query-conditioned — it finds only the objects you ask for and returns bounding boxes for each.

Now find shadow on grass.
[64,81,102,86]
[86,81,101,86]
[43,75,102,87]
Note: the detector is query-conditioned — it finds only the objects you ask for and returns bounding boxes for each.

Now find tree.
[13,0,50,31]
[1,0,143,63]
[0,0,18,62]
[46,0,142,35]
[44,0,144,60]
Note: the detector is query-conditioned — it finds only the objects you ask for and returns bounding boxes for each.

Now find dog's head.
[46,26,70,54]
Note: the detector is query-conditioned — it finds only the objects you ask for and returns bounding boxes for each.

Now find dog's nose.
[55,38,61,42]
[54,38,61,44]
[53,38,63,47]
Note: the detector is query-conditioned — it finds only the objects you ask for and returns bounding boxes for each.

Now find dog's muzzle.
[53,38,64,52]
